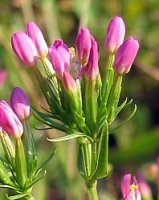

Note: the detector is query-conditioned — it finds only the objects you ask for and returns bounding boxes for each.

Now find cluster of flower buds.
[0,87,39,198]
[11,16,140,196]
[0,87,31,138]
[104,16,139,74]
[11,22,48,67]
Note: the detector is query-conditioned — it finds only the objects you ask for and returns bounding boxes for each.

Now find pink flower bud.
[113,37,139,74]
[84,38,99,79]
[26,22,48,58]
[49,39,70,78]
[11,32,38,67]
[10,87,31,121]
[104,16,125,53]
[63,71,77,92]
[0,101,23,138]
[76,28,92,65]
[121,174,141,200]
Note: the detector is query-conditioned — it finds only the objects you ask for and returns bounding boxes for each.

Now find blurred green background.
[1,0,159,199]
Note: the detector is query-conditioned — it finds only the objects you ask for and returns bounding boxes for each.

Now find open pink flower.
[121,174,141,200]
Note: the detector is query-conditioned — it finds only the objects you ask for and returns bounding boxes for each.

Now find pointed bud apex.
[121,174,141,200]
[10,87,31,121]
[0,101,23,138]
[63,71,77,92]
[104,16,125,54]
[26,22,48,59]
[76,28,92,65]
[113,37,139,74]
[49,39,70,78]
[85,38,99,79]
[11,32,38,67]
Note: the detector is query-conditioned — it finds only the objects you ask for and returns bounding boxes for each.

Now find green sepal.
[0,159,13,186]
[101,67,114,105]
[84,78,97,132]
[94,122,108,179]
[15,138,27,187]
[23,122,37,179]
[107,74,123,124]
[48,133,93,143]
[0,133,15,167]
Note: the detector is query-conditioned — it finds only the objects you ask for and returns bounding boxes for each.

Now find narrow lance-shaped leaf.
[23,121,37,178]
[95,122,108,179]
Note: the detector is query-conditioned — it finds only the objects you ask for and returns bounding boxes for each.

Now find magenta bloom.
[26,22,48,59]
[0,69,7,87]
[63,71,77,92]
[76,28,92,65]
[49,39,70,78]
[137,174,152,200]
[121,174,141,200]
[10,87,31,121]
[104,16,125,53]
[113,37,139,74]
[11,32,38,67]
[84,38,99,79]
[0,101,23,138]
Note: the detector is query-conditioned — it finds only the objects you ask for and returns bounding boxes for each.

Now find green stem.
[81,142,91,178]
[87,181,99,200]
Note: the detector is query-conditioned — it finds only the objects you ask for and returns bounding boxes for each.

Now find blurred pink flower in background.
[0,69,8,88]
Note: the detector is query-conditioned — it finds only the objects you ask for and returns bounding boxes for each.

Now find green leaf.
[35,149,56,178]
[33,108,73,134]
[77,146,86,179]
[26,170,47,189]
[47,133,93,143]
[94,122,108,179]
[6,193,28,200]
[0,184,17,190]
[116,98,133,116]
[110,104,137,132]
